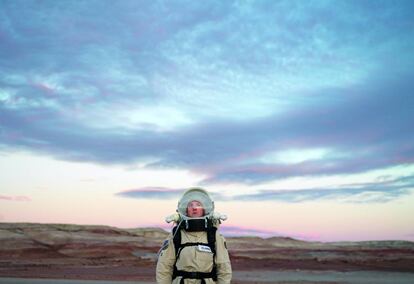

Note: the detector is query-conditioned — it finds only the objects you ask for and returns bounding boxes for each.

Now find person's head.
[177,188,214,218]
[186,200,205,217]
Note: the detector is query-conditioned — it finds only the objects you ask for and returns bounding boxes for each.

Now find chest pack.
[172,218,217,284]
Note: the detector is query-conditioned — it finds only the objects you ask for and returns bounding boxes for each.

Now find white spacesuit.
[156,188,232,284]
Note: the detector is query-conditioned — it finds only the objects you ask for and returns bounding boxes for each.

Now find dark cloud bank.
[2,72,413,185]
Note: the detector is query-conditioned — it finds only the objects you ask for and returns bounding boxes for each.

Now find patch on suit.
[197,244,212,253]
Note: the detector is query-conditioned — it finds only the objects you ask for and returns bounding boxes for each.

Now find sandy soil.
[2,270,414,284]
[0,279,151,284]
[232,270,414,283]
[2,224,414,283]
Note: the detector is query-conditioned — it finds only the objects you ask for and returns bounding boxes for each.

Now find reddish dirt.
[1,223,414,281]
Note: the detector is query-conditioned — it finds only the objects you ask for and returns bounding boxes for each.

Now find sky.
[1,0,414,242]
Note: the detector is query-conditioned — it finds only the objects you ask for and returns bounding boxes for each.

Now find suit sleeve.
[156,233,176,284]
[215,232,232,284]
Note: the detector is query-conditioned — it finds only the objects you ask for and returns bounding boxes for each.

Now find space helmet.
[164,187,227,226]
[177,187,214,218]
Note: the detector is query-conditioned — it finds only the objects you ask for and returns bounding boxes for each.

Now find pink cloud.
[0,195,31,202]
[219,225,279,238]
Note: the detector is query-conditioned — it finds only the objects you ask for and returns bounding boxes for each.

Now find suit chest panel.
[176,232,214,272]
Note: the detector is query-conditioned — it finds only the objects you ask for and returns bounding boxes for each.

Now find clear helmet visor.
[177,188,214,217]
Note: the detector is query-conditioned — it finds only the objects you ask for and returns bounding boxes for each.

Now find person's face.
[187,200,204,217]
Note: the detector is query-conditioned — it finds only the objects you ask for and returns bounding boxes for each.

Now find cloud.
[231,174,414,203]
[219,225,281,238]
[116,187,226,201]
[197,73,414,184]
[1,70,413,184]
[116,187,184,200]
[0,195,31,202]
[220,225,321,241]
[116,174,414,203]
[232,187,410,204]
[1,0,414,186]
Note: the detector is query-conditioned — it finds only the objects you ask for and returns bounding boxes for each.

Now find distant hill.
[1,222,413,280]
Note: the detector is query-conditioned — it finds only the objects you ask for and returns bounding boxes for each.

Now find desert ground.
[1,223,414,283]
[2,271,414,284]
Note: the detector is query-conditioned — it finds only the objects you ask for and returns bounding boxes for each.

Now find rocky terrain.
[1,222,414,283]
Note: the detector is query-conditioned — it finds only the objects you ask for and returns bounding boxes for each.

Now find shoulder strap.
[207,226,217,281]
[207,226,217,254]
[172,225,181,257]
[172,225,181,280]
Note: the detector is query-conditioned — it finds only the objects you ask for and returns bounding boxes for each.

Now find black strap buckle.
[186,271,200,278]
[174,270,214,279]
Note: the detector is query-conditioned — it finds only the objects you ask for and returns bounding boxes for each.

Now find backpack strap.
[207,226,217,254]
[172,225,181,280]
[207,226,217,281]
[172,225,181,256]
